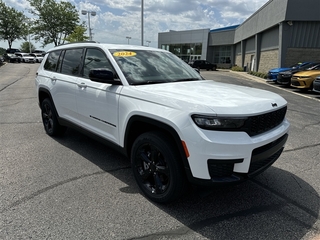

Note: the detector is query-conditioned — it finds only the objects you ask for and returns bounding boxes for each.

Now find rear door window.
[60,48,83,76]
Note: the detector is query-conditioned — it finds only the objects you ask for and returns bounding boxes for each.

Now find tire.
[41,98,66,136]
[131,131,187,203]
[310,82,314,91]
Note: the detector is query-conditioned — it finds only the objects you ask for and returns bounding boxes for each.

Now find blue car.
[267,62,312,82]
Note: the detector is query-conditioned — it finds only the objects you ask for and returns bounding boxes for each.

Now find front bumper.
[24,59,35,63]
[184,119,290,185]
[291,77,313,89]
[267,73,278,82]
[204,134,288,184]
[277,75,291,85]
[313,80,320,93]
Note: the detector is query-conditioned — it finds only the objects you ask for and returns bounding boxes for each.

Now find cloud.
[1,0,268,49]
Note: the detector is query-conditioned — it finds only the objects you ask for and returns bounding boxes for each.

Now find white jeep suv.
[35,42,290,203]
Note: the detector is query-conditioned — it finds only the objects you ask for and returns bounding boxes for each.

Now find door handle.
[51,76,57,82]
[77,82,87,89]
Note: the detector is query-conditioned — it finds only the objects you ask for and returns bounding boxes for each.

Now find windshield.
[109,49,202,85]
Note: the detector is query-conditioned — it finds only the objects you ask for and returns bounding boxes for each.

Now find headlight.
[192,115,247,130]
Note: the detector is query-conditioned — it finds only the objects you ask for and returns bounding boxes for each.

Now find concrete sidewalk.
[222,69,267,83]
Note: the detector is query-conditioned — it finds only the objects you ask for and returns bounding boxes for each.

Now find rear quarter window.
[44,50,62,72]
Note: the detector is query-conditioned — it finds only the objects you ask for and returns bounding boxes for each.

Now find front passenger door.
[75,48,122,144]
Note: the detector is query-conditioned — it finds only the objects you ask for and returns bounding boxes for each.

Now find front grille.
[244,106,287,136]
[314,81,320,91]
[291,80,300,86]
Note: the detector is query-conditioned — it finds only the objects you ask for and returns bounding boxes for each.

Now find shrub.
[248,71,267,79]
[231,66,244,72]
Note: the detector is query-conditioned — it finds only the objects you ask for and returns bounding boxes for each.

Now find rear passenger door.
[45,48,82,123]
[75,48,122,144]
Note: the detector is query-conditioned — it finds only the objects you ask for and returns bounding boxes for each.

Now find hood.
[123,80,287,116]
[269,67,292,73]
[279,70,293,74]
[293,70,320,77]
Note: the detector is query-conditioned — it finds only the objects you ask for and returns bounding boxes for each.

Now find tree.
[28,0,80,47]
[0,47,6,56]
[64,24,89,43]
[0,0,28,49]
[20,42,36,53]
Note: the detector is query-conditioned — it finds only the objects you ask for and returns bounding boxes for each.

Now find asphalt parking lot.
[201,69,320,101]
[1,63,320,240]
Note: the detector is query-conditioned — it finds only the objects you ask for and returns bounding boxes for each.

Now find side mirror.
[89,68,122,85]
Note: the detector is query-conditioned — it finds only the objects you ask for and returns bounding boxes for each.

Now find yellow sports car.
[291,69,320,90]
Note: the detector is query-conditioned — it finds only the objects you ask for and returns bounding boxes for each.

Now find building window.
[214,46,231,64]
[161,44,170,51]
[161,43,202,62]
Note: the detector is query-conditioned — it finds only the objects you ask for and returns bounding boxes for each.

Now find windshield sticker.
[113,51,136,57]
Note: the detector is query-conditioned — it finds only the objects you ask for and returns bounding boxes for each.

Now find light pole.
[81,10,96,41]
[141,0,144,46]
[23,18,32,53]
[126,36,131,44]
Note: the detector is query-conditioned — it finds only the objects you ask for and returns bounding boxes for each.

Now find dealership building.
[158,0,320,73]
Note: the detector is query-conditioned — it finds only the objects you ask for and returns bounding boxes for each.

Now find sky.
[1,0,269,51]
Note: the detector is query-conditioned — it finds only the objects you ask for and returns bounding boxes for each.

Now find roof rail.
[54,41,100,47]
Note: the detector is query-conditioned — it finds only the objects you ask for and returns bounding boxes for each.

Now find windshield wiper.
[133,80,168,86]
[173,78,201,82]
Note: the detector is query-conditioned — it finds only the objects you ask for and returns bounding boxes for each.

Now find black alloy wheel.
[131,131,187,203]
[41,98,66,136]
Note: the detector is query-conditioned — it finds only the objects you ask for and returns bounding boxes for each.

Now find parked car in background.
[33,50,46,56]
[15,53,36,63]
[6,48,21,54]
[312,75,320,93]
[267,62,312,82]
[277,62,320,86]
[30,53,44,63]
[291,69,320,90]
[3,48,21,63]
[190,60,217,71]
[4,53,21,63]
